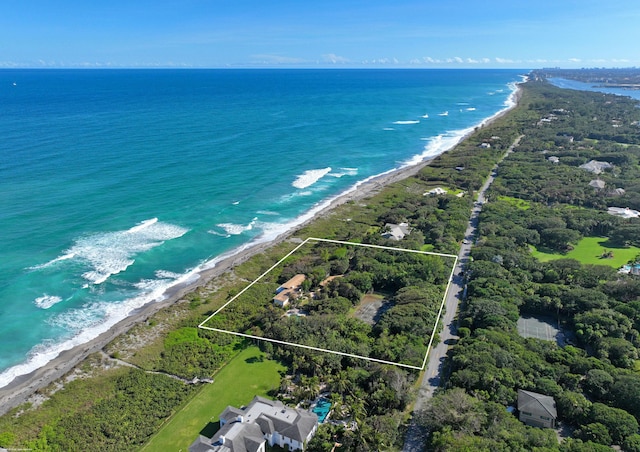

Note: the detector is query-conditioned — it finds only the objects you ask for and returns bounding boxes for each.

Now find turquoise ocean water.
[0,69,522,387]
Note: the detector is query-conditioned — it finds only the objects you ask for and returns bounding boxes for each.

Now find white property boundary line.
[199,237,458,370]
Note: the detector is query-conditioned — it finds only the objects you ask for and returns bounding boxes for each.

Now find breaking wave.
[33,219,188,285]
[34,294,63,309]
[292,167,332,189]
[392,120,420,125]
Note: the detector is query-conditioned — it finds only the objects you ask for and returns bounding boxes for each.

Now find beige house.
[517,389,557,429]
[273,274,306,307]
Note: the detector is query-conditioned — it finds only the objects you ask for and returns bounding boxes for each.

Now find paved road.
[402,135,523,452]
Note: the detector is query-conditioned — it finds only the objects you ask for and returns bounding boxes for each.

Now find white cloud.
[249,54,309,65]
[568,58,582,63]
[453,56,463,63]
[495,57,514,64]
[322,53,350,64]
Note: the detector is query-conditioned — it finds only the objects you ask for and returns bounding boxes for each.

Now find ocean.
[0,69,523,388]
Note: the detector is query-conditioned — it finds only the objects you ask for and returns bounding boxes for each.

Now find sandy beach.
[0,85,522,416]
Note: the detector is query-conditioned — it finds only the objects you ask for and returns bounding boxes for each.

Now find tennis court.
[517,315,561,343]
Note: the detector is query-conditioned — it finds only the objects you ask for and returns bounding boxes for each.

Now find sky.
[1,0,639,69]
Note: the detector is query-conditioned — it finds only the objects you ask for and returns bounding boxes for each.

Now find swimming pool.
[312,398,331,423]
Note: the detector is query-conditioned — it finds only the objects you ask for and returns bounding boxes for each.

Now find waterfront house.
[273,274,306,307]
[381,222,410,241]
[189,396,318,452]
[424,187,447,196]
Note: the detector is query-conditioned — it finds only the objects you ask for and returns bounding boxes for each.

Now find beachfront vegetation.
[4,72,640,451]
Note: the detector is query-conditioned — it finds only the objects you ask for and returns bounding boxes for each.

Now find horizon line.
[2,66,639,71]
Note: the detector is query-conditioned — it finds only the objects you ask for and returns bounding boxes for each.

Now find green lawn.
[141,346,285,452]
[497,195,531,210]
[530,236,640,268]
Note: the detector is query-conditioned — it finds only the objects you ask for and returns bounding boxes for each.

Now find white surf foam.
[38,219,188,285]
[421,114,429,118]
[127,217,158,234]
[405,128,474,166]
[34,294,63,309]
[383,127,395,131]
[465,107,476,111]
[392,120,420,125]
[208,230,231,238]
[438,111,449,116]
[29,252,76,270]
[214,217,258,236]
[155,269,182,279]
[328,167,358,178]
[292,167,332,189]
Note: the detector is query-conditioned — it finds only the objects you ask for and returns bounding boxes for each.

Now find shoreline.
[0,83,523,415]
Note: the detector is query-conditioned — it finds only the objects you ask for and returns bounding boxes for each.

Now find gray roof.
[247,396,317,443]
[189,421,265,452]
[220,406,244,424]
[517,389,557,419]
[382,222,410,241]
[191,395,317,452]
[579,160,613,174]
[276,411,318,443]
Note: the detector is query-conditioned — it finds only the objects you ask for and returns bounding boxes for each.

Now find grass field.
[497,195,531,210]
[141,346,285,452]
[530,236,640,268]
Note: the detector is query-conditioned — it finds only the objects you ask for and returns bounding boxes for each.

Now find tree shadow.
[245,355,264,364]
[597,239,630,249]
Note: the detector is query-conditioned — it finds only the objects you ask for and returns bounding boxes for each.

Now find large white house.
[190,396,318,452]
